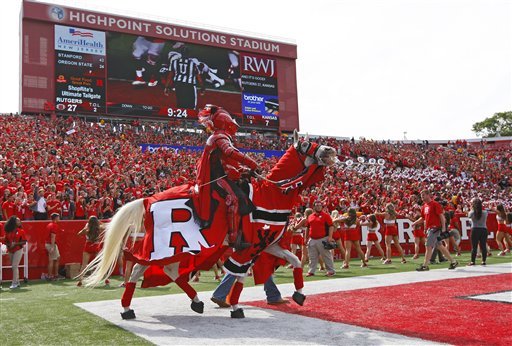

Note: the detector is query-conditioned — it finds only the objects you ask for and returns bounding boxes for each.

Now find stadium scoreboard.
[21,0,299,131]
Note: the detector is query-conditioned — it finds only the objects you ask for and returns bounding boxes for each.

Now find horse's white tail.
[82,198,144,287]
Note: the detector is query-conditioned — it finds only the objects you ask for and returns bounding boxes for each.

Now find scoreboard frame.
[20,0,300,132]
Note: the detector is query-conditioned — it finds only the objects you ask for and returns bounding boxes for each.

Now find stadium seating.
[1,113,510,220]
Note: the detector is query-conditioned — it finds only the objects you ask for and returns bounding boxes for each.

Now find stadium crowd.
[1,113,511,223]
[1,112,511,287]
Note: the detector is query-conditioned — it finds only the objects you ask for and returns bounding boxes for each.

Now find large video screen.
[53,25,279,129]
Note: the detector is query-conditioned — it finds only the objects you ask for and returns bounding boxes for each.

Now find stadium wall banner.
[0,215,501,280]
[362,215,497,246]
[139,143,285,158]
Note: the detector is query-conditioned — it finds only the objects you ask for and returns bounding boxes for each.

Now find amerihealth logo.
[55,25,106,56]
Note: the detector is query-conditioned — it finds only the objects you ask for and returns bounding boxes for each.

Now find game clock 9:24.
[167,108,191,118]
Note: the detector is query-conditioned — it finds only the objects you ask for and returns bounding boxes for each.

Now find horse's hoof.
[292,292,306,306]
[191,300,204,314]
[121,309,136,320]
[231,308,245,318]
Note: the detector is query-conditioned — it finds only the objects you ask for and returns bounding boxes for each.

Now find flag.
[69,28,93,37]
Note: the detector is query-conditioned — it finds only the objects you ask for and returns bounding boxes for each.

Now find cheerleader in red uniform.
[290,212,306,260]
[3,216,27,289]
[507,213,512,248]
[330,210,346,261]
[494,204,512,256]
[378,203,406,264]
[76,216,107,286]
[300,208,314,269]
[360,214,385,262]
[412,213,426,259]
[341,208,368,269]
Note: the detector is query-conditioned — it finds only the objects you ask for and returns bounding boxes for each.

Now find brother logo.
[146,145,178,154]
[243,95,264,102]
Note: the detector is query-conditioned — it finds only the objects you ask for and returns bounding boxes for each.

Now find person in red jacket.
[295,200,335,276]
[44,213,61,280]
[194,104,260,250]
[412,190,458,271]
[3,216,27,289]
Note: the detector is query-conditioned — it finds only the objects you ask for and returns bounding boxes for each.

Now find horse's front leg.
[163,262,204,314]
[264,243,306,306]
[223,249,254,318]
[229,275,246,319]
[121,263,148,319]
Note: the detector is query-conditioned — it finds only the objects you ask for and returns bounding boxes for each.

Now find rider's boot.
[225,196,250,251]
[226,196,238,247]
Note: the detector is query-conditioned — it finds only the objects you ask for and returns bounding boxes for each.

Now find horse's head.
[293,130,337,167]
[266,130,337,184]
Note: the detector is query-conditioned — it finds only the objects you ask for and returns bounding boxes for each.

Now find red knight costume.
[194,104,260,249]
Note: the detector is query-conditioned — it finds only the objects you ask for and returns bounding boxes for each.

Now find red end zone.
[247,274,512,346]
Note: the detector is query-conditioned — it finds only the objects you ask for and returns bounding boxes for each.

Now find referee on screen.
[164,47,203,110]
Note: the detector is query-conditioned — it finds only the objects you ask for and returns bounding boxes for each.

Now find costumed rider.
[194,104,260,250]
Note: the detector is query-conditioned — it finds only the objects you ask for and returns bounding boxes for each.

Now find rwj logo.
[49,6,65,21]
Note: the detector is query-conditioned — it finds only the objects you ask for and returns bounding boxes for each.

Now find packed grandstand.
[1,113,511,223]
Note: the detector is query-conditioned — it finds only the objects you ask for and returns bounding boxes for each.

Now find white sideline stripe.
[76,263,511,346]
[77,298,446,346]
[467,291,512,304]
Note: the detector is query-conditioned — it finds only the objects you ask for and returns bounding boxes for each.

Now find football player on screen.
[159,42,225,90]
[131,36,165,87]
[163,46,204,110]
[227,50,243,91]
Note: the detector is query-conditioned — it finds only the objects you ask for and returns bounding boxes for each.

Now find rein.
[196,174,228,188]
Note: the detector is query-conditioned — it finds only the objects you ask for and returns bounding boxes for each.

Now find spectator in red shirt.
[61,194,72,220]
[3,216,27,289]
[86,199,98,218]
[100,191,113,219]
[44,213,61,280]
[412,190,458,271]
[74,192,86,220]
[46,194,61,217]
[2,194,16,220]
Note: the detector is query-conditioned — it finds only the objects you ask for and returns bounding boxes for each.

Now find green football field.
[1,253,511,345]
